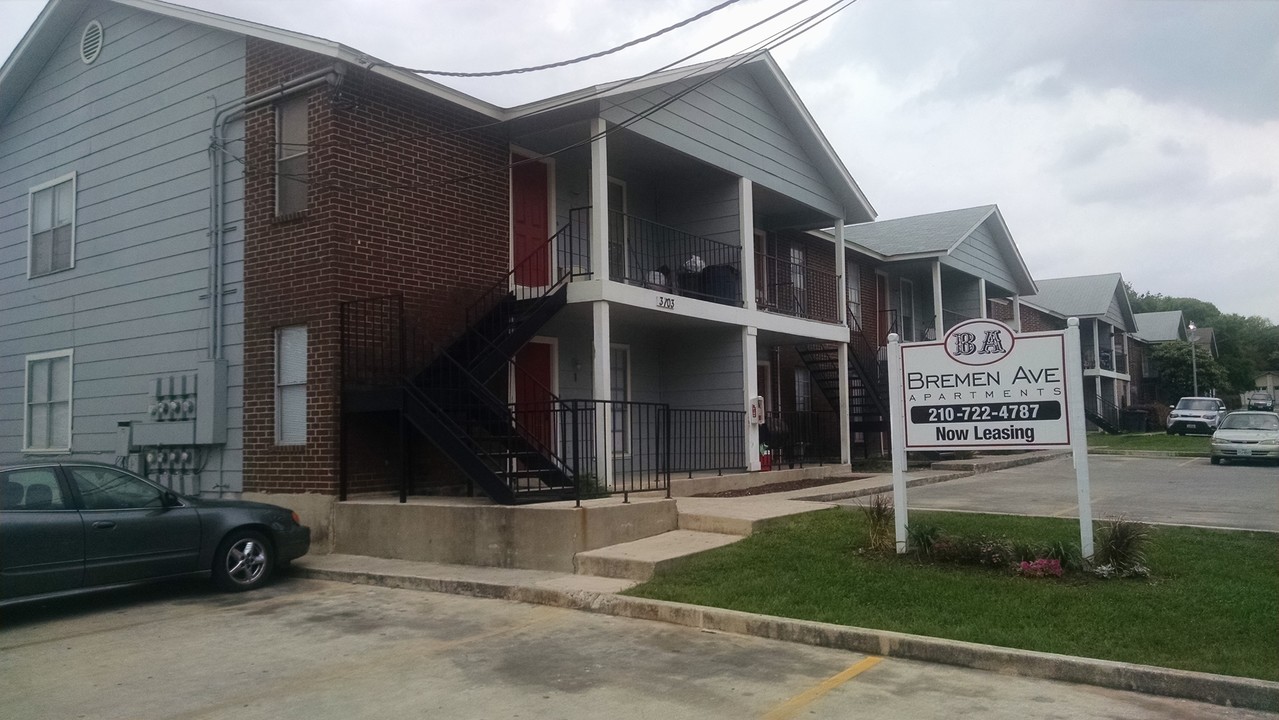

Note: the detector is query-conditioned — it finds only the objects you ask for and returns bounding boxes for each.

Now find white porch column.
[743,327,761,471]
[739,178,756,311]
[838,342,851,465]
[1012,294,1022,332]
[835,220,846,324]
[978,277,988,318]
[589,117,609,279]
[592,301,612,485]
[931,260,943,337]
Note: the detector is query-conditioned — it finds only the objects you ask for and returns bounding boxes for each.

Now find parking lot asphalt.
[3,578,1275,720]
[841,454,1278,532]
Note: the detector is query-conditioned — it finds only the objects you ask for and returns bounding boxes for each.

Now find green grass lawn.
[625,509,1278,680]
[1087,432,1210,453]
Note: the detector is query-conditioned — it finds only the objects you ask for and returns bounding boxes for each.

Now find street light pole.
[1188,322,1199,396]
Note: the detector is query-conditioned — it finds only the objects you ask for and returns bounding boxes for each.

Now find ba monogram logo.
[943,319,1015,366]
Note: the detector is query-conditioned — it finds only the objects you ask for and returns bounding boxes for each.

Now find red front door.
[514,341,554,452]
[511,155,550,288]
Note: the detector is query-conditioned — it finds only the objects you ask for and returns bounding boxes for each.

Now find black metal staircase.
[341,223,585,504]
[1084,394,1124,435]
[796,316,892,452]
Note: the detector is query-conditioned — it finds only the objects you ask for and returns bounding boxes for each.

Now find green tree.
[1151,341,1229,400]
[1127,284,1279,395]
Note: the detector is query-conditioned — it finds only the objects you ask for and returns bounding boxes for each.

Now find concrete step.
[675,496,832,535]
[573,530,742,582]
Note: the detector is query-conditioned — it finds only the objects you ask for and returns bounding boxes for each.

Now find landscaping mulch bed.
[694,474,873,497]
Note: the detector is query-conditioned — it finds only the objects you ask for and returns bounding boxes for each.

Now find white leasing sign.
[899,319,1071,450]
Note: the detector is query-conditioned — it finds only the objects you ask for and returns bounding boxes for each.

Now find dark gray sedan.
[1,462,310,603]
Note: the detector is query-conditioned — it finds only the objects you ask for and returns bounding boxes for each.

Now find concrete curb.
[796,470,972,502]
[293,563,1279,712]
[797,449,1071,503]
[930,449,1073,471]
[1088,448,1210,458]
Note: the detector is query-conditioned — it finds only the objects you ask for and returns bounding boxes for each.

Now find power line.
[376,0,745,77]
[228,0,814,153]
[241,0,858,195]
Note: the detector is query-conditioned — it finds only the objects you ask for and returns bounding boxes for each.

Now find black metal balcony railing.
[557,207,744,306]
[511,399,673,500]
[762,410,840,467]
[669,409,747,477]
[755,254,838,323]
[1114,350,1128,375]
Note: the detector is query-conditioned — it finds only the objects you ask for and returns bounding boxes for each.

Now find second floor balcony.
[556,208,842,324]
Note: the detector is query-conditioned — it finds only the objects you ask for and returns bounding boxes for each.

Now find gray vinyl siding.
[658,327,743,411]
[944,221,1018,295]
[602,72,842,219]
[1103,294,1129,331]
[658,175,739,248]
[0,5,246,493]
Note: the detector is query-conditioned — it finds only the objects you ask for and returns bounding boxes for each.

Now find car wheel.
[213,530,273,592]
[1210,456,1221,465]
[1166,428,1173,435]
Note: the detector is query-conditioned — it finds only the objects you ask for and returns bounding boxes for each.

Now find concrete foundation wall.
[332,498,679,572]
[243,491,338,554]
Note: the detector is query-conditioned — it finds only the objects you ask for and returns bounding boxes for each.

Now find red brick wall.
[241,39,509,495]
[1017,303,1065,333]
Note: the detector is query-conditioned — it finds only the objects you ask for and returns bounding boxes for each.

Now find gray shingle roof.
[1131,311,1184,343]
[1026,273,1125,318]
[842,205,996,256]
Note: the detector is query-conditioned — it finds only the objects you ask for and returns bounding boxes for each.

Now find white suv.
[1166,397,1227,435]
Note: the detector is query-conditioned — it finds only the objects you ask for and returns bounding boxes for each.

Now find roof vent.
[80,21,104,64]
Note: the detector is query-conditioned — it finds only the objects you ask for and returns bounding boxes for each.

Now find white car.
[1210,412,1279,465]
[1166,397,1226,435]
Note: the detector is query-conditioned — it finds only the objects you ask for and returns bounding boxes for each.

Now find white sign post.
[888,318,1093,558]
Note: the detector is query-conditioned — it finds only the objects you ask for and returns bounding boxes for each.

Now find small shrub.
[1042,539,1085,573]
[1017,558,1064,578]
[973,535,1015,567]
[1093,517,1153,576]
[906,523,941,555]
[859,494,895,552]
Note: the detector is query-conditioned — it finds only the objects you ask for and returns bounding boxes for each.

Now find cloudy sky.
[3,0,1277,322]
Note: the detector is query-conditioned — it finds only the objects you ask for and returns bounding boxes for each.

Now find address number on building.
[909,401,1062,424]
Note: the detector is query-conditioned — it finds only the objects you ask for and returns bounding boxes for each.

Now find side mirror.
[162,491,182,508]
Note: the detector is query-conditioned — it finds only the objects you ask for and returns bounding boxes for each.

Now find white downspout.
[208,64,343,360]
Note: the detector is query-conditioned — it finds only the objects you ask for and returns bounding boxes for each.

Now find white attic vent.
[80,21,104,64]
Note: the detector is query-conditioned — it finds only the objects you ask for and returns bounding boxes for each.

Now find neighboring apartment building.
[1129,310,1188,405]
[994,273,1136,432]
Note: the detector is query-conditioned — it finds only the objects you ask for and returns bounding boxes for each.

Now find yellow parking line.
[762,656,883,720]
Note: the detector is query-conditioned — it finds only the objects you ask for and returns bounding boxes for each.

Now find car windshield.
[1176,399,1220,411]
[1220,415,1279,431]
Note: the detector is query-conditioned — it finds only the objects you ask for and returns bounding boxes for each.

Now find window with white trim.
[29,174,75,277]
[610,345,630,455]
[277,95,308,215]
[789,246,805,291]
[276,326,307,445]
[846,260,861,327]
[24,350,73,452]
[794,367,811,412]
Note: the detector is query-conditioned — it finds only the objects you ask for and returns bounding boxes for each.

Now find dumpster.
[1121,409,1149,433]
